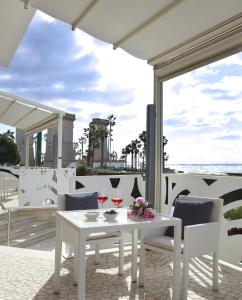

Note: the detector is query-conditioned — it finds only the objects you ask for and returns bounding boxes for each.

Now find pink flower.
[127,210,136,217]
[143,208,155,219]
[137,207,144,216]
[136,197,146,205]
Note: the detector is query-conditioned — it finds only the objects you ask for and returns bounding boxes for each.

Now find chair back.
[178,195,223,224]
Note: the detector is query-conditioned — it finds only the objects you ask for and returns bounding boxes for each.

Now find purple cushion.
[65,192,98,211]
[165,199,213,239]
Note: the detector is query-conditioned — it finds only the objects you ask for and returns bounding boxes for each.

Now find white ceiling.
[0,0,35,66]
[0,0,241,66]
[18,0,242,63]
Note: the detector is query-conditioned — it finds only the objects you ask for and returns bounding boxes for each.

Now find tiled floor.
[0,245,242,299]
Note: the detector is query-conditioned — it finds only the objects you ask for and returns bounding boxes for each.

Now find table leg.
[119,231,124,275]
[173,220,181,300]
[139,229,144,287]
[54,215,62,293]
[131,228,138,282]
[77,232,86,300]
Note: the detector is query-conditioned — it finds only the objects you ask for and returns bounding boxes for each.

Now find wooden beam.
[113,0,183,50]
[72,0,99,31]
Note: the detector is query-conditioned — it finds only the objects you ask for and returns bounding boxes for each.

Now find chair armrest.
[184,222,221,258]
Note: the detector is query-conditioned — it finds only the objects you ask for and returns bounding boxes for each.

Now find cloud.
[217,134,241,140]
[164,118,188,127]
[164,52,242,164]
[0,11,154,156]
[0,12,134,108]
[118,114,136,122]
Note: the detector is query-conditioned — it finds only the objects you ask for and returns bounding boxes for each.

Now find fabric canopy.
[0,0,35,66]
[18,0,242,65]
[0,90,64,135]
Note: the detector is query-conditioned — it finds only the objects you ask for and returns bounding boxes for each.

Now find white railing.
[71,174,145,208]
[18,168,75,207]
[6,165,242,267]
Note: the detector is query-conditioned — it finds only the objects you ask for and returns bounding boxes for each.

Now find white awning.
[0,0,35,66]
[0,90,65,135]
[18,0,242,66]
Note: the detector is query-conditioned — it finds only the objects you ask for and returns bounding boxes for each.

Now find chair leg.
[139,240,145,287]
[182,257,189,300]
[213,251,219,291]
[94,244,100,265]
[119,235,124,276]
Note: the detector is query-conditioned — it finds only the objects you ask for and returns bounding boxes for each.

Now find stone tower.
[44,113,76,168]
[16,129,35,166]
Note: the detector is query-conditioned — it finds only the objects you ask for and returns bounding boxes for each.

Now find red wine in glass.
[98,196,108,204]
[111,197,123,208]
[97,195,108,208]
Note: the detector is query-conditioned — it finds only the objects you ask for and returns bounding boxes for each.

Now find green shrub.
[224,206,242,220]
[0,134,20,165]
[76,162,87,176]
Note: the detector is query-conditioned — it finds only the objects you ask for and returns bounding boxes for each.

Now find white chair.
[56,193,124,281]
[139,195,223,299]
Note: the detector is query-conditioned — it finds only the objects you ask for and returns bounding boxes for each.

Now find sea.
[166,164,242,175]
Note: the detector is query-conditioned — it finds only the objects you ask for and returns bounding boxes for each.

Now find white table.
[54,209,181,300]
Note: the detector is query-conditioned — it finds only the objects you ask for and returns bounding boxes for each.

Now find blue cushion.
[165,199,213,239]
[65,192,98,211]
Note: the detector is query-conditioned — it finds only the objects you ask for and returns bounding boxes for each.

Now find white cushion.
[86,231,121,241]
[144,235,184,252]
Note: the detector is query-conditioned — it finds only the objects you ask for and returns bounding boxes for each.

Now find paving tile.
[0,247,242,299]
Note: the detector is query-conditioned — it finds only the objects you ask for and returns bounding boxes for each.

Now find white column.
[57,115,63,169]
[154,73,163,212]
[25,134,30,167]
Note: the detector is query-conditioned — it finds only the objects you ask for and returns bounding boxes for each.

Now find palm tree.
[163,136,169,168]
[107,114,116,160]
[125,143,132,168]
[133,139,142,169]
[139,131,146,168]
[78,136,87,160]
[83,127,91,165]
[73,142,80,160]
[84,125,99,167]
[121,148,128,165]
[130,140,137,169]
[96,127,109,167]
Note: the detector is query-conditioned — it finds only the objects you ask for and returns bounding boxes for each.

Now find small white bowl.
[103,211,118,221]
[84,211,99,221]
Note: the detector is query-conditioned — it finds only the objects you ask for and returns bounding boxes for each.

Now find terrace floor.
[0,243,242,300]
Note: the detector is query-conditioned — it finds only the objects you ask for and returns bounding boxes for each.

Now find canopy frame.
[0,90,65,168]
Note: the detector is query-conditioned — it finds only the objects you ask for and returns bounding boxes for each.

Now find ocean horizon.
[166,163,242,174]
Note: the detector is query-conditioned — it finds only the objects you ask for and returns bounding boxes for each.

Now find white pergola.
[0,90,65,168]
[0,0,241,208]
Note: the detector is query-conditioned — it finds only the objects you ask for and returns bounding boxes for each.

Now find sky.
[0,11,241,164]
[164,53,242,164]
[0,11,153,159]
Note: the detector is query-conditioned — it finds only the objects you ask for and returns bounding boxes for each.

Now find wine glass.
[97,189,108,209]
[111,189,123,208]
